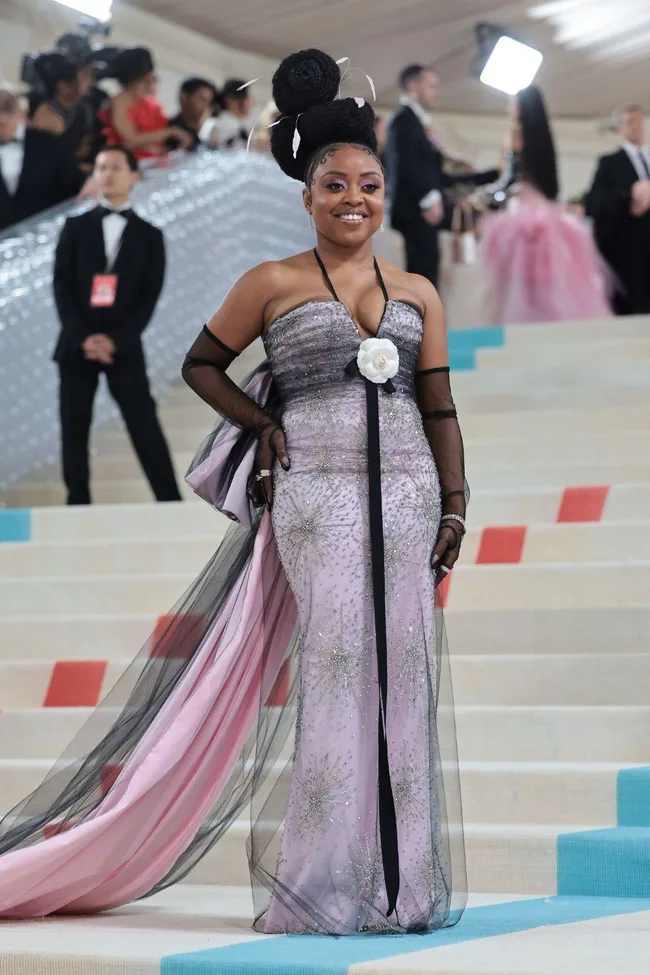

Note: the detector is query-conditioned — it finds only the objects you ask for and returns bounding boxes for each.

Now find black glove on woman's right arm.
[182,325,290,506]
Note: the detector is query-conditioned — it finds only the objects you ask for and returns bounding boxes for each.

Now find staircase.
[0,317,649,907]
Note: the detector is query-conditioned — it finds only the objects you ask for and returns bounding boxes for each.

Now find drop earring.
[380,222,385,233]
[308,212,314,230]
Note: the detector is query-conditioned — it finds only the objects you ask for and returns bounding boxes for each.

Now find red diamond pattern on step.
[557,485,610,523]
[437,573,451,608]
[43,660,108,707]
[150,613,206,660]
[476,526,527,564]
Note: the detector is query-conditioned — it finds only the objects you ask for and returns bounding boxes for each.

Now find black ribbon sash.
[346,357,400,917]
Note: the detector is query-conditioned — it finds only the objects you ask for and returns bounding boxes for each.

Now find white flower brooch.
[345,337,400,393]
[356,337,400,385]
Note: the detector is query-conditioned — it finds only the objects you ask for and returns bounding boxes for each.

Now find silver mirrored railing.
[0,150,312,492]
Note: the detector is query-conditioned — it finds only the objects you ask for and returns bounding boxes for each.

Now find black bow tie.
[97,205,132,218]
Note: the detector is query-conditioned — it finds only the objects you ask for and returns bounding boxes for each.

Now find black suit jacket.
[586,148,650,310]
[0,128,85,233]
[53,206,166,361]
[386,105,499,236]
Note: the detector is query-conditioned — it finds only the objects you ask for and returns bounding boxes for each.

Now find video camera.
[20,26,123,99]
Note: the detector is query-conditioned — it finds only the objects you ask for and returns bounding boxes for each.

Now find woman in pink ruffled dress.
[481,86,612,324]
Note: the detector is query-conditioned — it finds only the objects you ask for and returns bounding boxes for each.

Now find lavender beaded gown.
[259,288,466,934]
[0,265,465,934]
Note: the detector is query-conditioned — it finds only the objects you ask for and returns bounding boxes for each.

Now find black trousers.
[402,221,440,288]
[612,274,650,316]
[58,347,181,505]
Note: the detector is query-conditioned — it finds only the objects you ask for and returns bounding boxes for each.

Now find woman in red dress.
[100,48,192,160]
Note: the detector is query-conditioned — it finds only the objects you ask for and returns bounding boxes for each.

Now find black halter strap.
[313,249,389,326]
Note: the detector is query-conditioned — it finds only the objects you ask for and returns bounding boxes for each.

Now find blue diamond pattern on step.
[618,767,650,827]
[558,767,650,899]
[0,508,31,542]
[160,897,650,974]
[448,325,504,370]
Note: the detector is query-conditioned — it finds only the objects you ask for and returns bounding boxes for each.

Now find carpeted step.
[558,826,650,898]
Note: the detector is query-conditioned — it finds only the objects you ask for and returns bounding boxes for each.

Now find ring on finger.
[255,469,273,481]
[440,565,452,575]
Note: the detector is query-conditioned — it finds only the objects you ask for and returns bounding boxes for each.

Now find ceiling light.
[480,35,543,94]
[51,0,113,24]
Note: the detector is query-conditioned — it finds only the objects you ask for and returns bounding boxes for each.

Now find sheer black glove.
[415,366,468,583]
[253,425,290,509]
[182,326,290,509]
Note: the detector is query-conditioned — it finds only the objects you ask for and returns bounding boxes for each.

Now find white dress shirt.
[399,96,442,210]
[0,122,26,196]
[622,141,650,181]
[99,200,130,269]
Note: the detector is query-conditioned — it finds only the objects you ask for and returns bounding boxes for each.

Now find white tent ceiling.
[128,0,650,117]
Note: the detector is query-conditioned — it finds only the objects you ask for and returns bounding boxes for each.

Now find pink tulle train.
[0,508,295,917]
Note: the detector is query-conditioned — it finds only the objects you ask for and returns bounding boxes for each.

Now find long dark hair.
[516,85,559,200]
[111,47,154,88]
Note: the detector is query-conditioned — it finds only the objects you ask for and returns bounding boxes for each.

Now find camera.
[20,26,123,98]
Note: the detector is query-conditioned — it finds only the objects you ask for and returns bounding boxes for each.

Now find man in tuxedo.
[53,145,181,505]
[587,105,650,315]
[0,88,85,232]
[386,65,499,287]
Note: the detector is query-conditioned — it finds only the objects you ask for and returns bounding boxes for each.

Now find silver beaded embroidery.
[292,752,353,838]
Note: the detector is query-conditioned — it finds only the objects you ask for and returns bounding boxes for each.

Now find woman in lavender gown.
[0,50,467,936]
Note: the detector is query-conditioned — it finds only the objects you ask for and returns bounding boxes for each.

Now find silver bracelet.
[441,513,466,532]
[255,469,273,481]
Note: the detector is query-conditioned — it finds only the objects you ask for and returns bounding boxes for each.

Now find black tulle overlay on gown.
[0,266,467,934]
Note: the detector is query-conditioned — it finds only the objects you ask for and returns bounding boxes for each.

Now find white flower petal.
[384,360,399,379]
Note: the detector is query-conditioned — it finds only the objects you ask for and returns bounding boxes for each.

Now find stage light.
[480,35,543,94]
[50,0,113,23]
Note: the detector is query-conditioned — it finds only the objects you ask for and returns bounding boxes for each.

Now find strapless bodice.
[263,299,424,407]
[262,297,432,479]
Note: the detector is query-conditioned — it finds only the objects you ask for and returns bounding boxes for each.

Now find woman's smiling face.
[303,145,385,245]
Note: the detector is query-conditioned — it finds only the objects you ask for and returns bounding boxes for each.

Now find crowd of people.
[1,34,648,320]
[383,63,650,322]
[1,37,649,506]
[0,36,258,232]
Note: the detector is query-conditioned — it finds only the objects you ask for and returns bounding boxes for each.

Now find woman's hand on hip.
[256,426,290,510]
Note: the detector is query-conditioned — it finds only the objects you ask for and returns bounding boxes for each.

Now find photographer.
[0,88,85,231]
[31,53,89,136]
[30,52,95,171]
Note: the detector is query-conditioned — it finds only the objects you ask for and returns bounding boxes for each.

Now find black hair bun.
[271,97,377,182]
[272,48,340,117]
